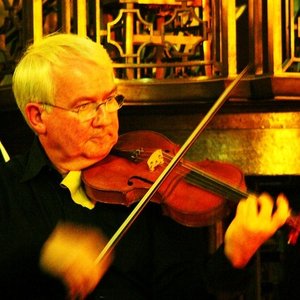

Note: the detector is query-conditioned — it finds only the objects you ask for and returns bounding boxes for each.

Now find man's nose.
[92,106,111,126]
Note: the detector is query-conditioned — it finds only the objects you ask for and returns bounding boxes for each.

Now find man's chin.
[85,136,116,158]
[79,156,106,171]
[90,135,116,149]
[85,145,112,161]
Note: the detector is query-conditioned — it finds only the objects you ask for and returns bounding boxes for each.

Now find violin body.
[82,131,247,227]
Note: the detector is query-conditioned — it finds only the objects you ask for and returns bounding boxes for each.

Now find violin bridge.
[147,149,164,171]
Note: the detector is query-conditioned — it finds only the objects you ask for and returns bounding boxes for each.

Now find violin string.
[161,153,248,204]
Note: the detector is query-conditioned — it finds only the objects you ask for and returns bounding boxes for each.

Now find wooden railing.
[0,1,299,81]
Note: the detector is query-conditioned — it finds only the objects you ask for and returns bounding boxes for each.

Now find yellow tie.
[60,171,95,210]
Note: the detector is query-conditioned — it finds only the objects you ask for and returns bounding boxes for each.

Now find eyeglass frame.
[38,94,125,121]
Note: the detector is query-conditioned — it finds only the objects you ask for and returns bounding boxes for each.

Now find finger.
[235,198,247,219]
[256,193,274,220]
[243,194,260,220]
[66,276,89,300]
[272,193,291,227]
[65,277,81,300]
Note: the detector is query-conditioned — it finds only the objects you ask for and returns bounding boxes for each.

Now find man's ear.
[25,103,47,134]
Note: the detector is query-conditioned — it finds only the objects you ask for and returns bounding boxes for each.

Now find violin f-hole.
[127,175,154,186]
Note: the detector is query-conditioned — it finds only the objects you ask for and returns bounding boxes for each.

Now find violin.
[82,129,300,257]
[82,130,247,227]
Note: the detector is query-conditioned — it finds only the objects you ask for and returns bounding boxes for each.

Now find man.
[0,33,290,299]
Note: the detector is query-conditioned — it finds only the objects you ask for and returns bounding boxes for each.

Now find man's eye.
[74,103,92,112]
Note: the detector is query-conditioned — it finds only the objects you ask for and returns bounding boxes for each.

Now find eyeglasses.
[40,94,125,121]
